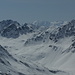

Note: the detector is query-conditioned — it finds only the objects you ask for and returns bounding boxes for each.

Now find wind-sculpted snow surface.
[0,19,75,75]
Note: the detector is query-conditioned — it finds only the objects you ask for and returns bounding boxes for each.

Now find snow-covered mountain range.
[0,19,75,75]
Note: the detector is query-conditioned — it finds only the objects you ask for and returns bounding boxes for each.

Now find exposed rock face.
[49,20,75,42]
[0,20,20,32]
[18,23,34,35]
[1,24,19,38]
[0,20,36,38]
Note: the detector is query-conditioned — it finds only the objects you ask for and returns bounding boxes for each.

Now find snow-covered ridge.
[24,20,75,45]
[49,20,75,42]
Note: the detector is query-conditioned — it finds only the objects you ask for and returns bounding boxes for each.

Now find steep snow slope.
[0,36,73,75]
[1,44,62,75]
[0,36,69,75]
[0,45,21,75]
[0,19,20,32]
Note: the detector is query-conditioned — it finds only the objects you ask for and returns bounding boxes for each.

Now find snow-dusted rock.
[1,24,19,38]
[49,20,75,42]
[0,20,20,32]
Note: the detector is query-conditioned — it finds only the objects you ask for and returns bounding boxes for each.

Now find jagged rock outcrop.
[49,20,75,42]
[0,20,20,32]
[1,24,19,38]
[18,23,34,34]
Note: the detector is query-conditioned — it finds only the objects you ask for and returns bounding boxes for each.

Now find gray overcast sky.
[0,0,75,23]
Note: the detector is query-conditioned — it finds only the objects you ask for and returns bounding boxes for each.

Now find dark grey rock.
[1,24,19,38]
